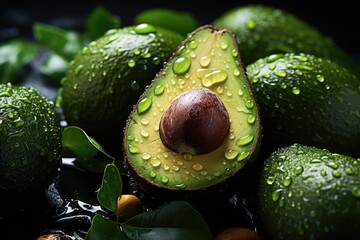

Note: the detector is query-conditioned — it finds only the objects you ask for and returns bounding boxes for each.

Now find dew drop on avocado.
[131,80,140,91]
[316,74,325,82]
[225,149,239,160]
[266,176,275,185]
[128,145,141,154]
[172,56,191,75]
[199,56,211,67]
[272,189,283,201]
[294,165,304,175]
[137,97,152,114]
[134,23,156,34]
[150,159,161,167]
[237,151,250,162]
[247,115,256,124]
[154,84,165,96]
[128,59,136,68]
[351,187,360,198]
[161,176,169,184]
[201,69,228,87]
[283,176,292,186]
[236,135,254,146]
[292,87,300,95]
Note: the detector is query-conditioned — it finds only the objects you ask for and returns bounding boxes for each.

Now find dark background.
[1,0,359,57]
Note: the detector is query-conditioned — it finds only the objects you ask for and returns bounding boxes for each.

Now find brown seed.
[159,87,230,155]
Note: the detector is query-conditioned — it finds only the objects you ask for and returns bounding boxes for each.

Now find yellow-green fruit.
[257,143,360,240]
[59,24,184,154]
[214,5,360,75]
[0,83,62,216]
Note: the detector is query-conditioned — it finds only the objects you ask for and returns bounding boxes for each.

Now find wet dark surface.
[0,1,359,239]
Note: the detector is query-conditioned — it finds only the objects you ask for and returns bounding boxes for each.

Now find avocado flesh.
[246,53,360,157]
[214,5,360,76]
[0,83,62,215]
[59,24,184,154]
[124,25,261,191]
[258,143,360,240]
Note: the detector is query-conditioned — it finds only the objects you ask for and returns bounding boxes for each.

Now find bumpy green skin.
[214,5,360,75]
[60,24,184,154]
[257,143,360,240]
[0,83,62,215]
[246,53,360,157]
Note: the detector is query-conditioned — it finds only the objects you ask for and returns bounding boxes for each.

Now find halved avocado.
[123,25,261,191]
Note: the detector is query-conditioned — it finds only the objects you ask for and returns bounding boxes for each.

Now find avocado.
[123,25,261,191]
[246,52,360,157]
[59,23,184,155]
[257,143,360,240]
[213,5,360,75]
[0,83,62,216]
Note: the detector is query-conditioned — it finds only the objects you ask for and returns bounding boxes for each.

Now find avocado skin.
[0,83,62,216]
[214,5,360,76]
[246,53,360,158]
[257,143,360,240]
[60,26,184,155]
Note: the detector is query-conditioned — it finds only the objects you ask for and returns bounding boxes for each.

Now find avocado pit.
[159,87,230,155]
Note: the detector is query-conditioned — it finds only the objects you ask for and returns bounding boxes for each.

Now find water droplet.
[231,49,238,57]
[292,87,300,95]
[140,129,149,138]
[247,115,256,124]
[128,59,136,67]
[294,166,304,175]
[139,119,148,126]
[233,69,240,76]
[245,99,254,109]
[199,56,211,67]
[326,161,339,169]
[267,54,283,63]
[74,65,83,76]
[192,163,203,171]
[154,84,165,96]
[189,40,197,49]
[128,145,141,154]
[150,159,161,167]
[351,186,360,198]
[332,170,341,178]
[137,97,152,114]
[172,56,191,75]
[72,83,78,90]
[272,189,283,201]
[283,176,292,186]
[197,68,228,87]
[142,153,151,160]
[149,171,156,178]
[134,23,156,34]
[161,176,169,184]
[316,74,325,82]
[237,151,250,162]
[131,80,140,91]
[133,49,141,55]
[274,71,286,77]
[266,176,275,185]
[246,20,256,30]
[345,168,354,175]
[220,41,228,49]
[225,149,239,160]
[183,153,192,161]
[236,135,254,146]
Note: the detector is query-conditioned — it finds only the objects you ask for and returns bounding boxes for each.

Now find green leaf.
[134,8,199,36]
[97,163,122,212]
[39,51,68,81]
[0,38,38,84]
[62,126,113,159]
[121,201,213,240]
[33,22,84,61]
[86,5,121,40]
[85,214,125,240]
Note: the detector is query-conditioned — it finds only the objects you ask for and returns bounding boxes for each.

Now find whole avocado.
[257,143,360,240]
[214,4,360,75]
[246,52,360,157]
[59,23,184,155]
[0,83,62,216]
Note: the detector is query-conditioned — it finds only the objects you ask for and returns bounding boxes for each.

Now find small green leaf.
[33,22,84,61]
[86,5,121,40]
[39,51,68,81]
[85,214,124,240]
[134,8,199,36]
[97,163,122,212]
[0,38,39,83]
[62,126,114,159]
[121,201,213,240]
